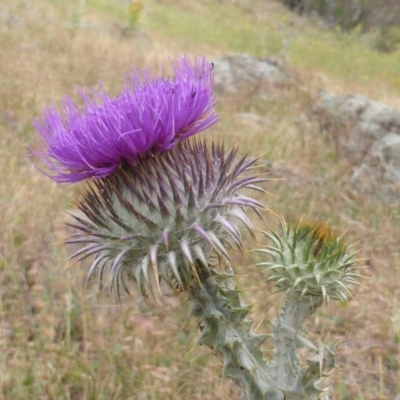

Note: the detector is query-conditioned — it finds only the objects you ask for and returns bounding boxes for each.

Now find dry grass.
[1,0,400,398]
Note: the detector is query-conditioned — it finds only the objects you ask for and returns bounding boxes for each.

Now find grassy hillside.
[1,0,399,398]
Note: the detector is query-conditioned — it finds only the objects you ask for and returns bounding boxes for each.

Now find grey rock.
[311,90,400,202]
[213,54,294,98]
[351,134,400,201]
[311,90,400,165]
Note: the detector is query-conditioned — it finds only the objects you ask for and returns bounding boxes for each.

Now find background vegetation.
[282,0,400,51]
[1,0,400,398]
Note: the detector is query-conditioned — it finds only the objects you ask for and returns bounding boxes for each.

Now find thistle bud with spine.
[256,220,360,303]
[67,139,265,297]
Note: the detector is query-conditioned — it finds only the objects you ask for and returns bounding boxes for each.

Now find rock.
[213,54,295,98]
[311,90,400,202]
[311,90,400,165]
[351,134,400,201]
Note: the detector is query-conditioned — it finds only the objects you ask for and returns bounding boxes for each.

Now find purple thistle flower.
[33,56,218,183]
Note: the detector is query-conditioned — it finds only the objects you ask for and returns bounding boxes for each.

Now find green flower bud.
[257,220,361,303]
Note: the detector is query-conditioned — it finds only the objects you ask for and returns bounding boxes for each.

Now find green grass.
[71,0,400,94]
[134,0,400,95]
[290,27,400,88]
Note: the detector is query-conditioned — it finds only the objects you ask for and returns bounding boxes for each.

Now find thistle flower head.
[256,220,360,303]
[67,140,266,298]
[33,56,218,183]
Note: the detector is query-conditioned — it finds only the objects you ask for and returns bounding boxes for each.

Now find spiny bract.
[67,139,266,298]
[256,220,361,303]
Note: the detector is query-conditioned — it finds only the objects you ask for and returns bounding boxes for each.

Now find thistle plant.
[255,221,360,399]
[33,56,361,399]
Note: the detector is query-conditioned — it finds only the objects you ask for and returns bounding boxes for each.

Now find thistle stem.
[273,292,323,399]
[189,268,283,400]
